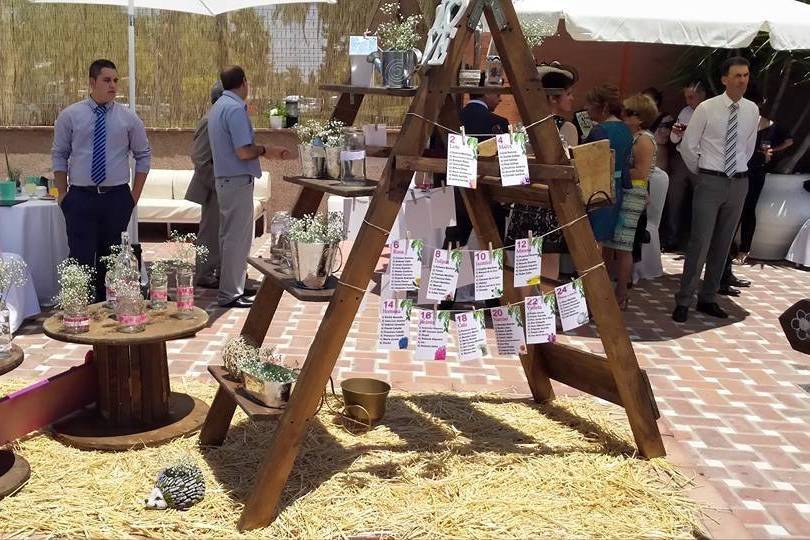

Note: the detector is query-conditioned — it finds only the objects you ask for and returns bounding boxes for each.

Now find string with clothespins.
[404,112,554,138]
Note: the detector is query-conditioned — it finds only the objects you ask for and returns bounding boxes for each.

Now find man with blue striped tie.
[52,59,152,301]
[672,57,758,323]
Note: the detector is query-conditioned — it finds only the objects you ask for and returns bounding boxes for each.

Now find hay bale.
[0,379,705,538]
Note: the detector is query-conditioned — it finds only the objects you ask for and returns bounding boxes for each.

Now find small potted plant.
[167,231,208,319]
[288,212,344,289]
[55,258,95,334]
[4,147,22,193]
[294,119,327,178]
[320,119,346,180]
[368,3,423,88]
[221,335,257,381]
[148,259,171,312]
[267,102,287,129]
[0,257,29,358]
[238,347,298,408]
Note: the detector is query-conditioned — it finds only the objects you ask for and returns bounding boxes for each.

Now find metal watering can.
[367,49,422,88]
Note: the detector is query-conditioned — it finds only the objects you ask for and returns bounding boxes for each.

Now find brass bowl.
[340,378,391,423]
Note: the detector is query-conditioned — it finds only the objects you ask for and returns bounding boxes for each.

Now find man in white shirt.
[662,81,706,250]
[672,57,759,323]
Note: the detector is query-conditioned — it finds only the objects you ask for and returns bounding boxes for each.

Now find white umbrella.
[31,0,335,249]
[512,0,810,50]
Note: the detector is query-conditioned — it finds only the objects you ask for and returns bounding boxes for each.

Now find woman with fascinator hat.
[505,62,579,278]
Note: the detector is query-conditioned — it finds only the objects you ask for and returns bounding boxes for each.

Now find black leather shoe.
[197,278,219,289]
[243,287,259,296]
[718,285,741,297]
[220,297,254,308]
[672,305,689,323]
[726,275,751,288]
[696,302,728,318]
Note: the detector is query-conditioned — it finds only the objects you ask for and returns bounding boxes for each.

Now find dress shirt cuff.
[52,156,69,172]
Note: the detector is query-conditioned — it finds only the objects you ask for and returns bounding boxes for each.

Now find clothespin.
[488,241,494,257]
[460,125,466,142]
[528,229,533,243]
[406,230,411,244]
[508,124,514,145]
[433,303,438,320]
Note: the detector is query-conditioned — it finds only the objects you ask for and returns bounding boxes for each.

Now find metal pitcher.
[367,49,422,88]
[290,241,342,289]
[298,144,326,178]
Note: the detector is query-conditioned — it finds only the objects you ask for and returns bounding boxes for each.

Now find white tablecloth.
[1,252,40,332]
[0,198,69,305]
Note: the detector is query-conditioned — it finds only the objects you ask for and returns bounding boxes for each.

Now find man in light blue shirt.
[208,65,290,308]
[52,59,151,300]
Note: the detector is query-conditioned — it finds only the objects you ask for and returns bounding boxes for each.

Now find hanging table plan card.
[378,298,414,350]
[455,310,488,361]
[446,133,479,189]
[389,238,423,291]
[514,236,543,287]
[474,248,504,301]
[491,304,527,355]
[496,130,530,186]
[415,309,450,361]
[525,294,557,344]
[426,248,462,301]
[555,279,589,331]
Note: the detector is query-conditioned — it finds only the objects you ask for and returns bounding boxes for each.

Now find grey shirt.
[185,116,215,204]
[207,90,261,179]
[52,98,151,186]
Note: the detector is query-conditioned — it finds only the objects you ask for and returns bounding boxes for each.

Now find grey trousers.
[196,189,221,283]
[675,173,748,306]
[215,174,254,305]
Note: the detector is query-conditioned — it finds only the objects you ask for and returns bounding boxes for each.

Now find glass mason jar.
[339,127,367,185]
[104,265,120,310]
[270,211,292,268]
[0,307,11,358]
[62,303,90,334]
[174,267,195,319]
[149,272,169,311]
[116,290,147,333]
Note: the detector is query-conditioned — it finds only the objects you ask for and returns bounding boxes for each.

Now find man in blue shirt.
[52,59,151,301]
[208,65,290,308]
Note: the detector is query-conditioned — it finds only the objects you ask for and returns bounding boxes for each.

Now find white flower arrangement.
[0,257,29,309]
[55,258,95,312]
[168,230,209,271]
[377,2,423,51]
[520,19,556,48]
[288,212,344,244]
[239,346,297,383]
[293,119,346,148]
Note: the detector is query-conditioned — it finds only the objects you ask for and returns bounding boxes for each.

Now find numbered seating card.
[390,238,423,291]
[554,278,589,331]
[491,305,527,355]
[446,134,479,189]
[496,132,530,186]
[415,310,450,361]
[525,294,557,344]
[474,248,504,301]
[426,248,462,301]
[514,237,543,287]
[455,310,488,361]
[378,298,413,350]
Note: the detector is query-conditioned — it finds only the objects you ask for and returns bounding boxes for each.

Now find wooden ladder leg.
[460,186,555,402]
[484,1,664,458]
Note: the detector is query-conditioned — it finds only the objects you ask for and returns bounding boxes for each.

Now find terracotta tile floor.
[7,235,810,538]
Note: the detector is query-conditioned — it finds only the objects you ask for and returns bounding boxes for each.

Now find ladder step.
[284,176,378,198]
[208,366,285,421]
[248,257,337,302]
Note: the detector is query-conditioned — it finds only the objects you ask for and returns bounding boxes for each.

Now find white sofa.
[137,169,271,235]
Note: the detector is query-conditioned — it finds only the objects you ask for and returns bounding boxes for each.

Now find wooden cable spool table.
[42,303,210,451]
[1,344,31,499]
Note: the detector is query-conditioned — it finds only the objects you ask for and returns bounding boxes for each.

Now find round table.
[1,344,31,500]
[43,303,210,451]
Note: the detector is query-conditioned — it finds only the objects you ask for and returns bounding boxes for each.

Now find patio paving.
[8,234,810,538]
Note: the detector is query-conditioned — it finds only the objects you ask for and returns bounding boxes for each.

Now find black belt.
[699,168,747,179]
[69,184,130,194]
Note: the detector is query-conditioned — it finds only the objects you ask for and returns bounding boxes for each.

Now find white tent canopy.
[512,0,810,50]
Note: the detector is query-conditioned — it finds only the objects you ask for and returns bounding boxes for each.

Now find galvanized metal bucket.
[243,372,294,408]
[290,241,342,289]
[367,49,422,88]
[298,144,326,178]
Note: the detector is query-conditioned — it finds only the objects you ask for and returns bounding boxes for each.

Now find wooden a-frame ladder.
[199,0,665,530]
